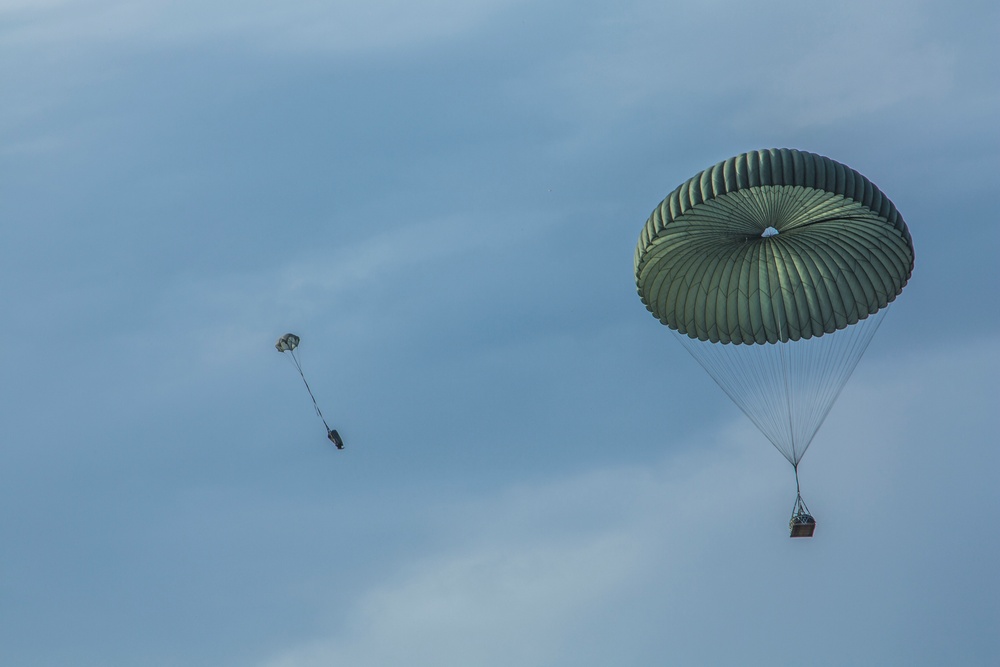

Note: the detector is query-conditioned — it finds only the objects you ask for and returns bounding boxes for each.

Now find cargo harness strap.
[791,464,812,520]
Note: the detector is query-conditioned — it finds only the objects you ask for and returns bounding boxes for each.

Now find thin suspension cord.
[675,305,889,466]
[287,350,331,432]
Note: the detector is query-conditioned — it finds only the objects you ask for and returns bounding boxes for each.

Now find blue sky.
[2,1,998,665]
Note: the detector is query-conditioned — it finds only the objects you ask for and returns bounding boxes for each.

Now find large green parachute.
[635,148,914,536]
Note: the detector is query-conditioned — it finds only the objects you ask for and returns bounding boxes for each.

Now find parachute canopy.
[275,333,300,353]
[635,148,914,345]
[634,149,915,535]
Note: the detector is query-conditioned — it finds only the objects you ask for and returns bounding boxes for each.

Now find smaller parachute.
[275,333,344,450]
[275,333,300,353]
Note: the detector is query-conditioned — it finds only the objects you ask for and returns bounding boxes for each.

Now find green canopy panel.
[635,149,915,344]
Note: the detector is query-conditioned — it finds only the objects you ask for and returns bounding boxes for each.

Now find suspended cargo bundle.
[275,333,300,353]
[789,494,816,538]
[634,148,915,537]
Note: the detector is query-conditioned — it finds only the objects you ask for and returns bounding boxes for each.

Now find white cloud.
[753,16,955,128]
[101,209,551,394]
[501,0,961,137]
[256,428,769,667]
[0,0,532,54]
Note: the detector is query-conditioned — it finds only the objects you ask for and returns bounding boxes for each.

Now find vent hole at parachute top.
[761,226,779,238]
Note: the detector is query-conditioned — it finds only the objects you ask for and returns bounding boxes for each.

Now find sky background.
[2,1,998,665]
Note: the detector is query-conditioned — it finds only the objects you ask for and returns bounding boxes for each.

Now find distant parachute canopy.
[635,148,914,536]
[275,333,300,353]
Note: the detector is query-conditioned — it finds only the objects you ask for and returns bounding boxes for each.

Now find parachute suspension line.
[815,306,890,441]
[286,349,332,433]
[673,305,891,468]
[675,331,792,462]
[780,324,798,463]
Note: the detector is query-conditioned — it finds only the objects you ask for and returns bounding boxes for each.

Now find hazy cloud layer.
[1,1,997,665]
[258,338,999,667]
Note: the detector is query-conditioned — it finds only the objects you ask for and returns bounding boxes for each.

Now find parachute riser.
[789,463,815,537]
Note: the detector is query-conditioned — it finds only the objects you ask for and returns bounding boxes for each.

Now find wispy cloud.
[0,0,532,54]
[506,0,961,136]
[754,12,955,128]
[104,209,551,382]
[256,425,768,667]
